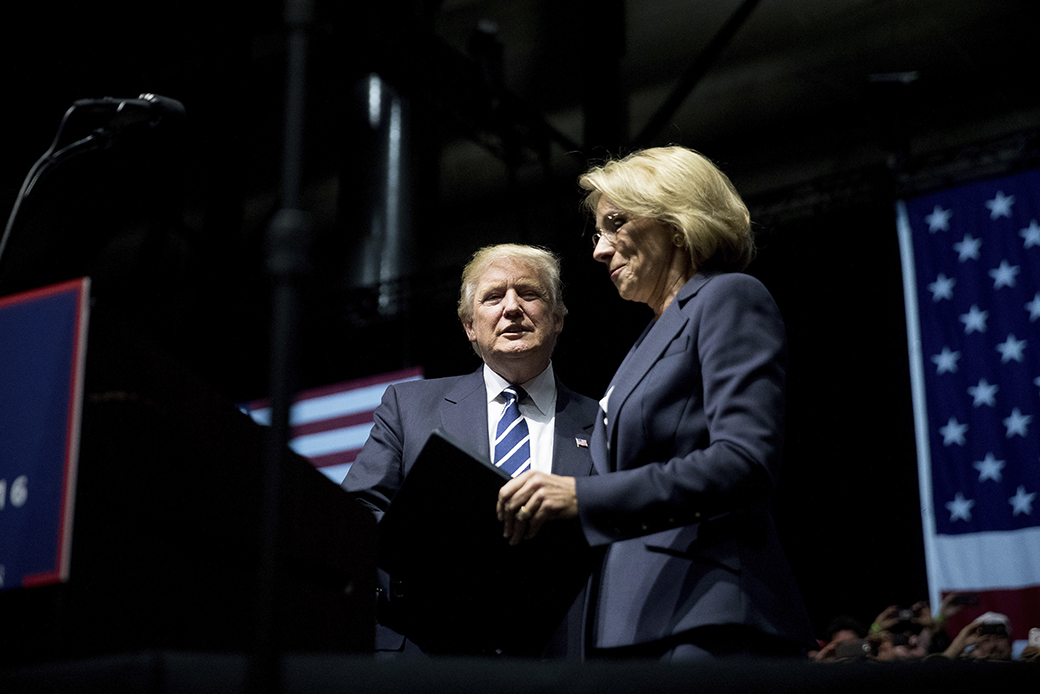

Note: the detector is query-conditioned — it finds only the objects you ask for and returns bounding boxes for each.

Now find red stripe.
[247,366,423,410]
[22,570,63,587]
[290,411,375,437]
[18,278,90,587]
[0,277,88,308]
[307,449,361,469]
[298,367,423,399]
[941,585,1040,639]
[56,278,88,583]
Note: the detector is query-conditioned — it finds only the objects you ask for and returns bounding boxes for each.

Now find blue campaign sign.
[0,278,89,589]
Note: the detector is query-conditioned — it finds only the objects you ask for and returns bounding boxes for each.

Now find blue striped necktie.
[494,386,531,477]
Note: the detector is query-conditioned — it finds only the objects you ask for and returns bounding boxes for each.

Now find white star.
[953,234,982,261]
[959,305,989,334]
[972,452,1005,482]
[946,492,974,522]
[989,260,1020,289]
[1021,220,1040,248]
[1026,293,1040,322]
[985,190,1015,219]
[1003,407,1032,438]
[926,205,953,232]
[967,378,998,407]
[1009,486,1035,516]
[939,417,968,446]
[996,334,1027,363]
[931,347,961,374]
[928,274,955,302]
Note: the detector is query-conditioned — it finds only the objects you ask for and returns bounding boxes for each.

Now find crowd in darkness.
[810,594,1039,663]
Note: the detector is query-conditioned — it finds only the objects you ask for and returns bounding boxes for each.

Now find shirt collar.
[482,361,555,416]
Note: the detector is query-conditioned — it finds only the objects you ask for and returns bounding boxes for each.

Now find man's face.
[829,629,860,645]
[463,258,563,380]
[972,633,1012,660]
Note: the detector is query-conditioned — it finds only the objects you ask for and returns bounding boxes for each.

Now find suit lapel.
[603,311,685,466]
[438,368,491,460]
[551,382,596,477]
[601,274,714,469]
[435,368,595,473]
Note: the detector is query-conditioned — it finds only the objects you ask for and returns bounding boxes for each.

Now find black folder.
[377,428,596,656]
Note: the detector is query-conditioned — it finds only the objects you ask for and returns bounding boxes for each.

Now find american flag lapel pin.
[575,438,588,448]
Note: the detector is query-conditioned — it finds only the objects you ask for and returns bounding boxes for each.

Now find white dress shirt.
[482,362,557,474]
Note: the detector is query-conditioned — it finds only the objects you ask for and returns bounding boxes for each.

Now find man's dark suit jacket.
[576,271,814,653]
[343,366,598,657]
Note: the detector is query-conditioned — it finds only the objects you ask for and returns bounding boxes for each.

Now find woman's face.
[592,196,688,315]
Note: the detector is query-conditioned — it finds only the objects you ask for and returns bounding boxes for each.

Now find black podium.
[0,301,376,666]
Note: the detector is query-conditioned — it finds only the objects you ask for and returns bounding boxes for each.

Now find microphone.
[1,93,187,269]
[70,93,186,132]
[7,93,187,213]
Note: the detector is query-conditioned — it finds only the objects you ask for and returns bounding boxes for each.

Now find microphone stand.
[0,107,110,274]
[250,1,312,692]
[0,94,185,284]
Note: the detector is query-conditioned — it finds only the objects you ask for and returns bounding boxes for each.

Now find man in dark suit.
[342,243,598,658]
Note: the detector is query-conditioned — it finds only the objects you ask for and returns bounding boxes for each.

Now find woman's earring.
[672,233,685,248]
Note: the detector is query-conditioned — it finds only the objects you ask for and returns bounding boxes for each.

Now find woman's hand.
[496,471,578,545]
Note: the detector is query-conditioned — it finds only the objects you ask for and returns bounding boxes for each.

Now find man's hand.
[496,471,578,545]
[872,605,900,633]
[943,618,982,658]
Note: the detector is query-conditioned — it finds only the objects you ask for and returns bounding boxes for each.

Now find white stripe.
[289,423,374,457]
[246,375,422,425]
[896,199,943,610]
[495,416,523,445]
[933,527,1040,589]
[495,435,530,465]
[319,462,353,485]
[510,459,531,477]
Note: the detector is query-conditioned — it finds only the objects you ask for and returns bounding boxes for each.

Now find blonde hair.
[579,146,754,272]
[457,244,567,323]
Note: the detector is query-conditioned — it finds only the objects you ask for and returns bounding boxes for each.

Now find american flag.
[897,168,1040,643]
[241,367,423,484]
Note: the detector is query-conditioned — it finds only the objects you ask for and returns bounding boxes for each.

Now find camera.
[978,623,1007,637]
[890,632,911,647]
[835,638,872,660]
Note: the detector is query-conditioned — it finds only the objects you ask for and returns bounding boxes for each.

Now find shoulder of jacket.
[555,378,600,411]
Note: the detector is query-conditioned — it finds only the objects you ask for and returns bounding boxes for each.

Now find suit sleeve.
[576,274,786,545]
[340,383,407,522]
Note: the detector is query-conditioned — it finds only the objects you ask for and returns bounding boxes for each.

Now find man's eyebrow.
[477,283,505,296]
[508,281,538,292]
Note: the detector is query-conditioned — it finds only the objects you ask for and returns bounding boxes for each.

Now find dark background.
[3,0,1038,638]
